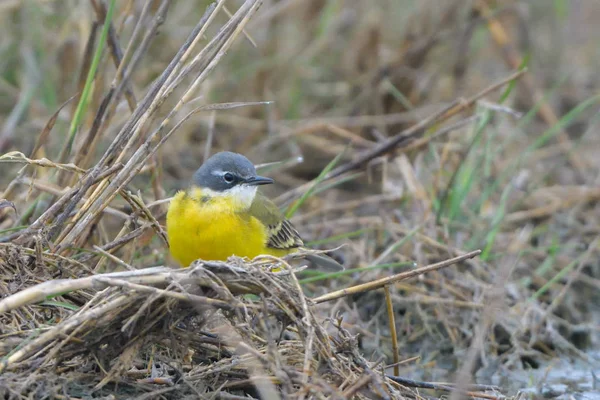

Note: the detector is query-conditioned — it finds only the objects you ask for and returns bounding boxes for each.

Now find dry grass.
[0,251,484,399]
[1,0,600,399]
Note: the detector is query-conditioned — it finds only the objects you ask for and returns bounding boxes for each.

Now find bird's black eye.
[223,172,235,183]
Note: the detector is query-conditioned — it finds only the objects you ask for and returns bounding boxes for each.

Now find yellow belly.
[166,190,289,267]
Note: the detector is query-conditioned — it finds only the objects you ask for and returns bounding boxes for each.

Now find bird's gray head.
[191,152,273,206]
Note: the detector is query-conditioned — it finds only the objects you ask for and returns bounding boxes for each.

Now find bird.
[166,151,343,270]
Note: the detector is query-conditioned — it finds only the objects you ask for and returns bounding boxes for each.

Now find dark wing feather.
[248,192,303,250]
[265,219,304,250]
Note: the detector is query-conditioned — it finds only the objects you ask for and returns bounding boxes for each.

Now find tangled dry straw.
[0,249,484,399]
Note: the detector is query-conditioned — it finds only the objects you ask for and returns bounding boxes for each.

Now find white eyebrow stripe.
[211,169,225,176]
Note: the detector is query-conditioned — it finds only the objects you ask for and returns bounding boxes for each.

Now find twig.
[384,355,420,369]
[0,151,85,173]
[327,69,526,179]
[384,285,400,377]
[312,250,482,304]
[92,245,136,271]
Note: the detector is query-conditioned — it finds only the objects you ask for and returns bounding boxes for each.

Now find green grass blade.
[480,183,513,260]
[0,225,27,235]
[528,94,600,151]
[316,0,338,39]
[439,108,490,223]
[530,253,582,301]
[285,147,348,218]
[520,240,558,287]
[471,92,596,216]
[40,300,80,311]
[499,55,529,103]
[299,261,414,285]
[373,224,421,264]
[385,78,414,110]
[310,172,362,197]
[517,73,569,129]
[64,0,117,158]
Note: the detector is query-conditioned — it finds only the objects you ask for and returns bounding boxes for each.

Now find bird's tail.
[303,251,344,271]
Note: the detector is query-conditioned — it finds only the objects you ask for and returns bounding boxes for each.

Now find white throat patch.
[201,185,258,210]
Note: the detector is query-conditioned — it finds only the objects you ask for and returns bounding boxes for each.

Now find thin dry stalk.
[327,69,526,180]
[313,250,481,304]
[384,285,400,377]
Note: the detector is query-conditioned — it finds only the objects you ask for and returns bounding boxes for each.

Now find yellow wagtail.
[166,151,343,270]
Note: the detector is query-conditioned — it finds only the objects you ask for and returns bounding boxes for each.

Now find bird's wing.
[248,192,304,250]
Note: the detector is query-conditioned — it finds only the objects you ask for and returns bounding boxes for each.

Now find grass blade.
[299,261,414,285]
[285,146,348,218]
[62,0,117,160]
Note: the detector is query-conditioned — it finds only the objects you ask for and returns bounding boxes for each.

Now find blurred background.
[1,0,599,396]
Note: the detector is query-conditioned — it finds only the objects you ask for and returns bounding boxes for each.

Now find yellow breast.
[166,188,289,267]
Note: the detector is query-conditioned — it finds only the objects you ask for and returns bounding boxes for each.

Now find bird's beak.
[244,175,274,186]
